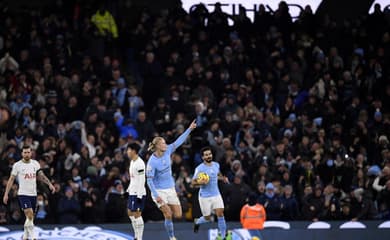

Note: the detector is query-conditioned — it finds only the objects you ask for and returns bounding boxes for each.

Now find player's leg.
[128,196,138,239]
[128,195,146,240]
[24,208,36,240]
[214,195,228,239]
[160,204,176,239]
[153,189,176,240]
[128,209,138,239]
[133,196,145,240]
[133,211,144,240]
[193,196,212,233]
[19,196,36,240]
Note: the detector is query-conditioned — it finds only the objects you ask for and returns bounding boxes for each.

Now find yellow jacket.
[91,10,118,38]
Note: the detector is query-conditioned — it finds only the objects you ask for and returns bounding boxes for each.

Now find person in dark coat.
[301,184,324,221]
[258,182,283,220]
[280,185,300,220]
[105,180,128,223]
[57,186,81,224]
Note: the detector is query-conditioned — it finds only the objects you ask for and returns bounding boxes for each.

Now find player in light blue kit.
[191,146,231,240]
[146,119,197,240]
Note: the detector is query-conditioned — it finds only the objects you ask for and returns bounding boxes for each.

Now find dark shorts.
[127,195,146,212]
[18,195,37,211]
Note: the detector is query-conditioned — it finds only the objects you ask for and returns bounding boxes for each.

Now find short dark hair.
[127,143,140,153]
[22,145,31,150]
[200,146,212,155]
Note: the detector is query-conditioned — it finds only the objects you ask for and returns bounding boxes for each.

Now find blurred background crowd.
[0,0,389,224]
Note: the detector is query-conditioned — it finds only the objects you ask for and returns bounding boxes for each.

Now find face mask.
[38,200,44,206]
[327,159,334,167]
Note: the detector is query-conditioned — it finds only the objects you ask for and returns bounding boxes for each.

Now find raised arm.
[3,175,15,204]
[37,170,55,194]
[172,119,197,150]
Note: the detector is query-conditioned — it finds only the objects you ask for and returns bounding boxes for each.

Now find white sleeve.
[10,162,19,177]
[372,176,385,191]
[135,160,146,198]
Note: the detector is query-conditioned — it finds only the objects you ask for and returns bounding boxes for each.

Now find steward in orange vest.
[240,193,266,230]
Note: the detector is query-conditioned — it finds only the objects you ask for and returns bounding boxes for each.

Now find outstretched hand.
[49,184,56,194]
[189,119,197,130]
[3,195,8,205]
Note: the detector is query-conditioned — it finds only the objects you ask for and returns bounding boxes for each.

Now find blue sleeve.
[171,128,191,150]
[146,161,159,198]
[192,166,200,180]
[147,178,158,198]
[115,115,124,128]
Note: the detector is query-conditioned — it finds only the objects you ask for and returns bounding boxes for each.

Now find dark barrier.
[1,221,390,240]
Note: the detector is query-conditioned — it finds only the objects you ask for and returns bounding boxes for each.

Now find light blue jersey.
[193,162,221,198]
[146,128,191,198]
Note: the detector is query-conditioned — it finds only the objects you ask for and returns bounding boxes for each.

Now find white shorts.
[199,194,224,216]
[152,187,181,208]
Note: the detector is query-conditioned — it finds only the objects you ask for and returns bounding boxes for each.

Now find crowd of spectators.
[0,0,389,224]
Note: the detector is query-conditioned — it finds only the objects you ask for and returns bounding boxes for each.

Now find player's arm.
[146,162,159,199]
[171,119,197,149]
[135,161,146,199]
[217,173,229,183]
[191,177,202,187]
[37,169,55,193]
[190,169,206,187]
[3,175,15,204]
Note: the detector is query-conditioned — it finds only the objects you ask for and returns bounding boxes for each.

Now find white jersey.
[127,157,146,198]
[11,159,40,196]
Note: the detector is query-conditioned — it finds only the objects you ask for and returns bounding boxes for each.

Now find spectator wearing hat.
[240,192,266,239]
[258,182,283,220]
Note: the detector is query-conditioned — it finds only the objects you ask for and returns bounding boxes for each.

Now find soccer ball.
[197,172,210,183]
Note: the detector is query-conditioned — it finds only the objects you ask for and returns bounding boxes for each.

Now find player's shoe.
[22,229,28,240]
[193,218,200,233]
[169,237,177,240]
[215,231,232,240]
[27,225,36,240]
[225,231,232,240]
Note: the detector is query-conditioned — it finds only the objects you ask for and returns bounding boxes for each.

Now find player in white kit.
[3,145,55,240]
[126,143,146,240]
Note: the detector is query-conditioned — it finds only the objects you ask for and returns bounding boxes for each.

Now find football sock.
[135,216,144,240]
[164,219,175,238]
[217,216,226,237]
[129,216,138,237]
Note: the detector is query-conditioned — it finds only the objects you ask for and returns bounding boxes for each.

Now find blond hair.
[147,137,163,152]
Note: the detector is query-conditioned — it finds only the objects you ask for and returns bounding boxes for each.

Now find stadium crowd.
[0,0,389,224]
